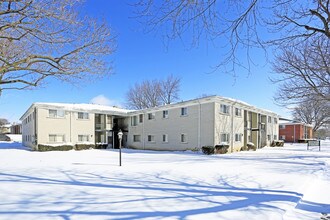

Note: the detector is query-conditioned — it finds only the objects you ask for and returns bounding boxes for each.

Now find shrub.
[215,144,229,154]
[95,143,108,149]
[247,142,256,151]
[37,144,73,151]
[271,140,284,147]
[75,144,95,150]
[202,146,215,155]
[240,146,248,151]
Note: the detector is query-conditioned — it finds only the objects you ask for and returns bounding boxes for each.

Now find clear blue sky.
[0,1,291,123]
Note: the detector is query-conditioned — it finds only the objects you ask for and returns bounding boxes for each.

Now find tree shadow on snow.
[0,170,313,220]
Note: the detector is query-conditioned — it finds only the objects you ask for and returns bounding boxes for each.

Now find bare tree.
[134,0,330,72]
[292,97,330,132]
[0,0,114,95]
[273,35,330,103]
[0,118,9,126]
[159,74,181,104]
[126,75,181,109]
[134,0,330,103]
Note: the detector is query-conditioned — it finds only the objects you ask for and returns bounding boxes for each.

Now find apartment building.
[20,103,129,150]
[20,96,279,152]
[127,96,279,152]
[279,120,313,142]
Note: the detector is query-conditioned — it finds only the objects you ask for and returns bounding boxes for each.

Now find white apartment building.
[20,96,279,152]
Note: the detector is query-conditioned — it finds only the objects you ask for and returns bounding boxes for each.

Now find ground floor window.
[221,133,230,143]
[181,134,187,143]
[49,134,65,143]
[133,135,141,142]
[280,135,285,140]
[235,133,242,142]
[147,135,155,142]
[163,134,168,143]
[78,135,89,142]
[267,135,271,141]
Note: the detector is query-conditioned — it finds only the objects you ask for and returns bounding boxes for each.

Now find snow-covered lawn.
[0,141,329,220]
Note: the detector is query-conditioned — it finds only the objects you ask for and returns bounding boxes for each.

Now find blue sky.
[0,1,290,122]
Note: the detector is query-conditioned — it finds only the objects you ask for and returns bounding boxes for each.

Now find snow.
[0,141,329,220]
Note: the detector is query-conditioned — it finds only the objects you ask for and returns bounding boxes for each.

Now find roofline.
[127,95,279,116]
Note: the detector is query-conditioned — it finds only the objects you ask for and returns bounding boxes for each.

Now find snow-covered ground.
[0,141,329,220]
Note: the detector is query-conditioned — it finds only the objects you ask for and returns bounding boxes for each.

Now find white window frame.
[221,133,230,143]
[181,134,187,143]
[181,107,188,116]
[78,112,89,120]
[279,124,286,129]
[49,109,65,118]
[235,108,242,117]
[268,116,272,123]
[49,134,65,143]
[235,133,242,142]
[131,116,138,126]
[162,134,168,143]
[133,135,141,142]
[139,114,143,123]
[78,135,89,142]
[147,135,155,143]
[220,104,230,114]
[163,110,169,118]
[148,113,155,120]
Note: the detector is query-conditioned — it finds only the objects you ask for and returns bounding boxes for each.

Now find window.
[133,135,141,142]
[148,113,155,120]
[139,114,143,123]
[221,133,230,143]
[274,118,278,124]
[49,134,65,143]
[268,116,272,123]
[267,135,271,141]
[131,116,138,126]
[78,112,89,119]
[248,135,252,142]
[49,109,65,118]
[163,110,169,118]
[235,133,242,142]
[181,107,188,116]
[220,104,230,114]
[181,134,187,143]
[162,134,168,143]
[235,108,242,117]
[274,135,278,140]
[279,125,286,129]
[78,135,89,142]
[280,135,285,140]
[147,135,155,142]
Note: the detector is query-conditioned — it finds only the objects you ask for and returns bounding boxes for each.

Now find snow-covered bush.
[202,146,215,155]
[37,144,73,151]
[75,144,95,150]
[215,144,229,154]
[247,142,256,151]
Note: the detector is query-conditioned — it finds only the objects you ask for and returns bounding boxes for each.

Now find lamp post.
[118,129,123,166]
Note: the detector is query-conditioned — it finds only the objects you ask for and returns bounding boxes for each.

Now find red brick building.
[279,122,313,142]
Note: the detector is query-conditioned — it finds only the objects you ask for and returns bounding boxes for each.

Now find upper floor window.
[268,116,272,123]
[235,108,242,117]
[49,109,65,118]
[181,107,187,116]
[221,133,230,143]
[279,124,286,129]
[274,118,278,124]
[148,113,155,120]
[139,114,143,123]
[131,116,138,126]
[163,110,169,118]
[220,104,230,114]
[78,112,89,119]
